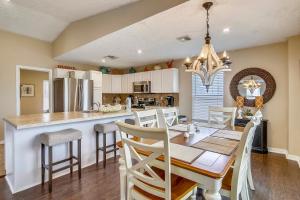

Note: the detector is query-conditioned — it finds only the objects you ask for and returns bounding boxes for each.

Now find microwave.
[133,81,151,93]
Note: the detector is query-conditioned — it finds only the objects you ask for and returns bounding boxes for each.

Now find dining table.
[117,123,244,200]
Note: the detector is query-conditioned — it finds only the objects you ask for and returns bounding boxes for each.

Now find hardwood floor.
[0,153,299,200]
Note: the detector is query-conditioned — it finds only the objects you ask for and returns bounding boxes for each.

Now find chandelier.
[185,2,232,91]
[242,76,262,94]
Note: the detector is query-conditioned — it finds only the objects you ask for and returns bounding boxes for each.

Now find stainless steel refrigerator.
[54,78,93,112]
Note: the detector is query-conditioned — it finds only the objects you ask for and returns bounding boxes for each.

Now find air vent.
[104,55,119,60]
[177,35,191,42]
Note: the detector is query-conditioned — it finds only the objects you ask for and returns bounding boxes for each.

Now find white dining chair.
[208,106,237,130]
[134,109,160,128]
[157,107,179,129]
[116,121,197,200]
[221,121,257,200]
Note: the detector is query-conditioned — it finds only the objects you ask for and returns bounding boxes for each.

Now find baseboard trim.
[268,147,300,168]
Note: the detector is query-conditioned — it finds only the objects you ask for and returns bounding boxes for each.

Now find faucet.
[93,102,101,111]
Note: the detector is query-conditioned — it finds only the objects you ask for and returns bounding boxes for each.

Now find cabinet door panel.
[121,75,128,93]
[127,74,135,93]
[161,69,179,93]
[102,74,112,93]
[111,75,122,93]
[150,70,162,93]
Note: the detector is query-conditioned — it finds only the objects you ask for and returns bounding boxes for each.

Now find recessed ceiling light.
[177,35,191,42]
[137,49,143,54]
[101,58,106,63]
[223,27,230,33]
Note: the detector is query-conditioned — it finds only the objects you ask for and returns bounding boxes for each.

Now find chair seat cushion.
[94,123,118,133]
[40,128,82,146]
[133,167,197,200]
[222,167,233,190]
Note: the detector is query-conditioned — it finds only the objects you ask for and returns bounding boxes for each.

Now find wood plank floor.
[0,153,299,200]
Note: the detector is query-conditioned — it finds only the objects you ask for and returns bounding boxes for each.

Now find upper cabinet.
[161,68,179,93]
[87,71,102,88]
[134,71,151,82]
[102,74,112,93]
[53,68,86,79]
[150,70,162,93]
[111,75,122,93]
[127,74,135,93]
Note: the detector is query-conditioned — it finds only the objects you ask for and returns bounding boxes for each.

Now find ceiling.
[0,0,138,41]
[56,0,300,68]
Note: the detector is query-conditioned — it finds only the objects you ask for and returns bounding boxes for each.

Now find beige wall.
[288,35,300,156]
[20,70,49,115]
[0,29,97,140]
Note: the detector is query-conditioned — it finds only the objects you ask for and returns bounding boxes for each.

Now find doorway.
[16,65,52,116]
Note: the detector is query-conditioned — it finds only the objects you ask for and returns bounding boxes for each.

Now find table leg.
[203,179,222,200]
[119,150,127,200]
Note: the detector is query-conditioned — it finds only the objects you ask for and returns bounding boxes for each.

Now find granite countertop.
[3,110,134,130]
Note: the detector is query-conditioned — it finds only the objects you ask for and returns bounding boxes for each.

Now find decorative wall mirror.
[230,68,276,106]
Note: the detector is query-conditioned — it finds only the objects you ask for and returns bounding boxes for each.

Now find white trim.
[16,65,53,116]
[268,147,300,168]
[0,140,4,145]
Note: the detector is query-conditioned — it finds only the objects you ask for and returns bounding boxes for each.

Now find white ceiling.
[56,0,300,68]
[0,0,138,41]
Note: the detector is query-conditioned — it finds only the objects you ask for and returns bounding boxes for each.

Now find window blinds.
[192,72,224,120]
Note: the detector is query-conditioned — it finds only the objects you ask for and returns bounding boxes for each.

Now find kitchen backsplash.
[102,93,179,107]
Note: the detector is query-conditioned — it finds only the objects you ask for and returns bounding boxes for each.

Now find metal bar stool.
[94,123,119,168]
[40,128,82,193]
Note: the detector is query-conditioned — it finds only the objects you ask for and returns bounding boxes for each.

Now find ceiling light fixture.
[184,2,232,91]
[137,49,143,54]
[101,58,106,63]
[223,27,230,33]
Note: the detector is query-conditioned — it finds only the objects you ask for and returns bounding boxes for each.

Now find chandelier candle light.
[185,2,232,91]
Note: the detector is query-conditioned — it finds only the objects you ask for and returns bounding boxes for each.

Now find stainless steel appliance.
[133,81,151,93]
[54,78,93,112]
[166,96,175,107]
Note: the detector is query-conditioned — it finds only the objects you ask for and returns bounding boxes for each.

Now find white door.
[102,74,112,93]
[150,70,162,93]
[111,75,122,93]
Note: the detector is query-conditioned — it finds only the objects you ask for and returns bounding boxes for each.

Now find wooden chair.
[221,121,257,200]
[208,107,237,130]
[134,109,160,128]
[116,121,197,200]
[157,108,179,129]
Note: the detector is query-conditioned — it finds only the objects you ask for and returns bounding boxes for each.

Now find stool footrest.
[43,156,78,169]
[53,162,79,174]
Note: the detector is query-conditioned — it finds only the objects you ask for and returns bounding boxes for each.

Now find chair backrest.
[157,107,179,129]
[230,122,257,200]
[134,109,160,128]
[116,121,171,199]
[208,106,237,129]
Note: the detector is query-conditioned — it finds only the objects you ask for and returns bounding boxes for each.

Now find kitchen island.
[3,110,134,193]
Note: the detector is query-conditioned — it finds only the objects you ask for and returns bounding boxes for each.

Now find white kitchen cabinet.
[121,74,128,93]
[111,75,122,93]
[150,70,162,93]
[53,68,86,79]
[102,74,112,93]
[134,72,151,82]
[87,71,102,87]
[74,70,86,79]
[127,73,135,93]
[161,68,179,93]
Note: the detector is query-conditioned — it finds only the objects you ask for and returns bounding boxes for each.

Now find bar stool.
[40,128,82,193]
[94,123,119,168]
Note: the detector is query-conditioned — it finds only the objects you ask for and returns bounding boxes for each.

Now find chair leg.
[113,131,117,161]
[96,131,99,166]
[78,139,82,179]
[103,133,106,168]
[48,146,53,193]
[41,144,45,186]
[69,141,73,175]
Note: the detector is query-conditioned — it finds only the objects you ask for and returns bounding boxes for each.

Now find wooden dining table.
[117,125,244,200]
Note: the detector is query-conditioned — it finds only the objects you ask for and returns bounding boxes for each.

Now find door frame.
[16,65,53,116]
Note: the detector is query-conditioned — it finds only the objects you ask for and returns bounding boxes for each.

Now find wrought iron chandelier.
[185,2,232,91]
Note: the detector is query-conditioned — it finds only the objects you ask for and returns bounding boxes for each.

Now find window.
[43,80,50,113]
[192,72,224,121]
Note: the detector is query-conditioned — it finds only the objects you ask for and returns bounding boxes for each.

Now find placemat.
[212,130,243,141]
[192,141,237,156]
[152,142,204,163]
[194,122,227,129]
[169,124,188,132]
[202,136,239,148]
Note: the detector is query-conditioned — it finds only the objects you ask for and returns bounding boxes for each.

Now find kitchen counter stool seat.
[40,128,82,193]
[95,123,119,168]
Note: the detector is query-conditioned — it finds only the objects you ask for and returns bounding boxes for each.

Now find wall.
[20,70,49,115]
[0,29,97,141]
[288,35,300,157]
